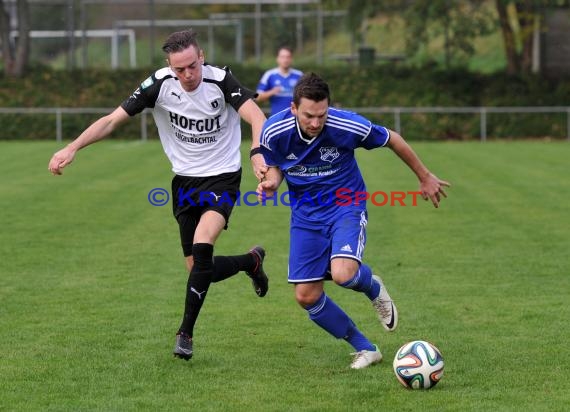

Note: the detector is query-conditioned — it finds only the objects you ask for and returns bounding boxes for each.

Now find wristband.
[249,147,262,158]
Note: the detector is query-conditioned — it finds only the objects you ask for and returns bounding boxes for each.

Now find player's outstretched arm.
[48,107,130,175]
[238,99,268,181]
[256,167,283,202]
[386,130,451,208]
[255,86,281,103]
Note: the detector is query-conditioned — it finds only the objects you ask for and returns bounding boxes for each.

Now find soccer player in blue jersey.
[256,46,303,117]
[256,72,450,369]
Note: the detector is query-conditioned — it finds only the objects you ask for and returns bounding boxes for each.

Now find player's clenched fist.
[256,167,283,202]
[48,146,76,175]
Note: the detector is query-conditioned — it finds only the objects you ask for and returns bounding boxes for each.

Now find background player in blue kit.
[257,72,450,369]
[256,46,303,117]
[48,29,270,362]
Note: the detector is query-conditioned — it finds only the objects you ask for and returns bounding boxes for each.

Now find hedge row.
[1,65,569,140]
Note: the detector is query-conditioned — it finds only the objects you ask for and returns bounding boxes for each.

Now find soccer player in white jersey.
[48,29,270,361]
[256,46,303,117]
[257,72,450,369]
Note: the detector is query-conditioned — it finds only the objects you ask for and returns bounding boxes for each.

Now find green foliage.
[402,0,496,64]
[0,68,155,140]
[338,0,497,67]
[1,66,569,140]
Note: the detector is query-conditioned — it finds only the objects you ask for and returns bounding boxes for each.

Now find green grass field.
[1,140,569,411]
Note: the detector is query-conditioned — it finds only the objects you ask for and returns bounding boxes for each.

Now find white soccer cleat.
[371,275,398,331]
[350,345,383,369]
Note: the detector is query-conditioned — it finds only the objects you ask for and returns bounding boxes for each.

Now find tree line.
[342,0,569,75]
[1,0,569,77]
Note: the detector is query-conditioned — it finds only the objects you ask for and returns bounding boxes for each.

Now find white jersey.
[121,64,256,176]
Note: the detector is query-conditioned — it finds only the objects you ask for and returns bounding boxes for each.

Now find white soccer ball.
[393,340,444,389]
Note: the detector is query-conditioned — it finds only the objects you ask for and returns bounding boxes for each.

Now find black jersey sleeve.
[120,72,166,116]
[219,67,257,111]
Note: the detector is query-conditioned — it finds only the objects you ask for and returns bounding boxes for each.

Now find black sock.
[211,253,256,282]
[179,243,214,337]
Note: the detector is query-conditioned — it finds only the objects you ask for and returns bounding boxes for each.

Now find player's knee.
[295,289,321,308]
[191,243,214,269]
[330,267,358,285]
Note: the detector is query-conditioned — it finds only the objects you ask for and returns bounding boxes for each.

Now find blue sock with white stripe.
[339,264,380,301]
[306,293,351,339]
[305,292,374,351]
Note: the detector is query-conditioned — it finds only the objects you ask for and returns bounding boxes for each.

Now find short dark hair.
[293,72,330,106]
[276,45,293,55]
[162,29,201,54]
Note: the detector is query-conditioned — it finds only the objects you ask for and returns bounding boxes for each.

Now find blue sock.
[345,324,376,352]
[305,293,353,339]
[340,264,380,301]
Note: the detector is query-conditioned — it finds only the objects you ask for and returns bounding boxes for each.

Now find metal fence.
[352,106,570,142]
[6,0,345,69]
[0,106,569,142]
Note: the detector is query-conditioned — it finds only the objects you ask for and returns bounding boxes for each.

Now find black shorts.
[172,169,242,256]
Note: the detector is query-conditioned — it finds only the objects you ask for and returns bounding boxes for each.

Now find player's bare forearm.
[387,131,430,180]
[255,91,270,103]
[71,107,130,151]
[387,130,451,208]
[239,100,267,180]
[238,99,266,148]
[48,106,129,175]
[255,87,280,103]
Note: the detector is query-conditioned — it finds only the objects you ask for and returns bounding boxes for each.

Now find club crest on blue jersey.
[320,147,340,163]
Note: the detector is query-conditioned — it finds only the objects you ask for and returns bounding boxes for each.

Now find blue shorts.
[288,211,368,283]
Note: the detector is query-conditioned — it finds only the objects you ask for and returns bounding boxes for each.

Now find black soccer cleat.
[173,332,193,360]
[246,246,269,297]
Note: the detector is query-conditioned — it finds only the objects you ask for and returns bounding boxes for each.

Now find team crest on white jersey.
[210,99,220,109]
[320,147,340,163]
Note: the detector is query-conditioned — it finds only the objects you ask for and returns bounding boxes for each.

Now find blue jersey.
[256,68,303,116]
[260,108,390,225]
